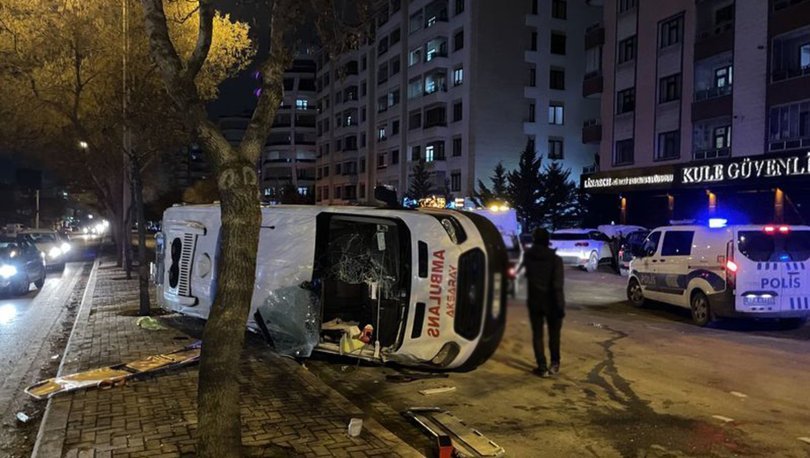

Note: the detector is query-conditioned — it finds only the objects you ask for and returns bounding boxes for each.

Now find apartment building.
[524,0,602,180]
[219,57,318,201]
[583,0,810,226]
[315,0,600,205]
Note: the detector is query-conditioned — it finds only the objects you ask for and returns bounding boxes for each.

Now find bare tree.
[138,0,367,455]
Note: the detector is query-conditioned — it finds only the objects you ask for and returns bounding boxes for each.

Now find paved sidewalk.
[32,259,422,457]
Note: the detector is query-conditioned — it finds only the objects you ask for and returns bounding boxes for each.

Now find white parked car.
[550,229,614,272]
[627,223,810,327]
[18,229,70,271]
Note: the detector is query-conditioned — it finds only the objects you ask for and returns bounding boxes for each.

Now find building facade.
[584,0,810,226]
[220,57,318,201]
[315,0,600,205]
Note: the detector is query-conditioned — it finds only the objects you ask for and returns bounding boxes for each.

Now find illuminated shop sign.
[582,152,810,191]
[583,173,675,189]
[681,153,810,184]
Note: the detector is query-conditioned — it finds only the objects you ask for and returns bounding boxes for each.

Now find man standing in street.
[520,228,565,377]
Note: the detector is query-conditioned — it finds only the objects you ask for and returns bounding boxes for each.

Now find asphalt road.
[0,238,98,457]
[306,267,810,457]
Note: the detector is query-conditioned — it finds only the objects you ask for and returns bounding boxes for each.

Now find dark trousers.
[528,304,562,368]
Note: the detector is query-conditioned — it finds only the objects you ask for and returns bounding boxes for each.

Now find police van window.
[738,230,810,262]
[643,231,661,256]
[661,231,694,256]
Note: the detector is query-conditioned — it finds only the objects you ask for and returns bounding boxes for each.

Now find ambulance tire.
[778,318,807,330]
[627,278,646,308]
[690,290,712,327]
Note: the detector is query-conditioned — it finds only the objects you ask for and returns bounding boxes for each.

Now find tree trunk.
[124,199,134,279]
[131,155,151,316]
[196,160,261,458]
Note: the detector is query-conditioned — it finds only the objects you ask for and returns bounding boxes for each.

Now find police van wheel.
[690,291,712,326]
[627,279,645,308]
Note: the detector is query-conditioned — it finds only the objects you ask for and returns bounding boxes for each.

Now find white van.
[154,203,508,371]
[627,223,810,327]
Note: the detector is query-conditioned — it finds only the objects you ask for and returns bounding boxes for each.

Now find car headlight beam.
[0,265,18,279]
[48,247,63,259]
[61,242,71,253]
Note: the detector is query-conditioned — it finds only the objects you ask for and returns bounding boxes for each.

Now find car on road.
[627,223,810,327]
[19,229,70,271]
[154,203,508,371]
[550,229,613,272]
[0,235,46,296]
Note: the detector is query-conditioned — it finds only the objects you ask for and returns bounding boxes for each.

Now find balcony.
[582,119,602,144]
[585,23,605,49]
[771,0,810,36]
[694,84,732,102]
[693,147,731,161]
[692,94,732,122]
[694,24,733,60]
[582,71,603,98]
[769,136,810,153]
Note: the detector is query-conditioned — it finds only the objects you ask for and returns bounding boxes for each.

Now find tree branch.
[184,0,214,81]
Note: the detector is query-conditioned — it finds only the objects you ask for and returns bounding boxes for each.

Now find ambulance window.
[661,231,694,256]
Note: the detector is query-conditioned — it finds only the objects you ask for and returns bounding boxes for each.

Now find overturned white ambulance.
[153,203,507,371]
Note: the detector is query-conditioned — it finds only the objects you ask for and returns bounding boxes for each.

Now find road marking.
[729,391,748,398]
[712,415,734,423]
[798,437,810,445]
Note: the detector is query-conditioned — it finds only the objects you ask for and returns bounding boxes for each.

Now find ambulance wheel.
[584,251,599,273]
[690,291,712,326]
[627,278,646,308]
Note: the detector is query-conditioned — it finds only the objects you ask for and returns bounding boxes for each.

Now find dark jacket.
[521,245,565,317]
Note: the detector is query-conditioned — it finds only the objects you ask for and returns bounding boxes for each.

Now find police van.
[153,203,508,371]
[626,222,810,327]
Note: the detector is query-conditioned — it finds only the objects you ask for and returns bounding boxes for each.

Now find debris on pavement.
[15,412,29,423]
[589,322,604,328]
[135,316,166,331]
[711,415,735,423]
[419,386,457,396]
[50,354,60,360]
[347,418,363,437]
[25,341,202,400]
[386,371,449,383]
[798,437,810,445]
[729,391,748,398]
[403,407,505,457]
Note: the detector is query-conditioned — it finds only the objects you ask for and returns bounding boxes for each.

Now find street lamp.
[78,140,89,149]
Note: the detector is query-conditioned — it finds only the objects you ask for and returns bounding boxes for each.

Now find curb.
[31,258,100,458]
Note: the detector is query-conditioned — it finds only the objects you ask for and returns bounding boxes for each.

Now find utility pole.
[35,189,40,229]
[122,0,132,272]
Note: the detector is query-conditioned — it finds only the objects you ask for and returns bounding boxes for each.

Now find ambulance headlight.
[0,265,18,279]
[433,215,467,244]
[48,247,62,259]
[430,342,460,367]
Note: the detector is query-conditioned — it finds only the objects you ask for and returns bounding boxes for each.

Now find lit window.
[296,99,308,109]
[548,103,564,125]
[425,144,435,162]
[453,67,463,86]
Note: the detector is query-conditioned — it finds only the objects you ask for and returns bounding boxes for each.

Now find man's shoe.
[549,363,560,375]
[532,367,550,378]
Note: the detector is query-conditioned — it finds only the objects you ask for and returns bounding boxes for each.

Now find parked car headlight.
[0,265,18,278]
[49,247,63,259]
[61,242,71,253]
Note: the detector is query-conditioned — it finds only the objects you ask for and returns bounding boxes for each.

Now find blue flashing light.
[708,218,728,228]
